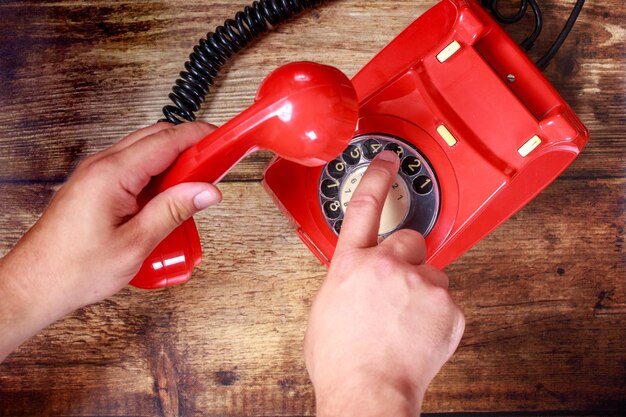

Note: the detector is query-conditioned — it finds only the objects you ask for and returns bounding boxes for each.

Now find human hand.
[304,151,465,417]
[0,122,221,361]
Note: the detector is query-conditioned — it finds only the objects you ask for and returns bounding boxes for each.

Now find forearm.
[0,240,75,362]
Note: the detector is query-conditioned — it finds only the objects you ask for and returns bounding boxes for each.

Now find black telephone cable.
[483,0,585,70]
[162,0,324,124]
[161,0,585,125]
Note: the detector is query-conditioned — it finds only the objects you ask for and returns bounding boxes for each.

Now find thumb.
[127,182,221,252]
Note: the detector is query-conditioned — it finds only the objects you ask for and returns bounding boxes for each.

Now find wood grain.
[0,0,624,415]
[0,1,624,182]
[0,178,624,415]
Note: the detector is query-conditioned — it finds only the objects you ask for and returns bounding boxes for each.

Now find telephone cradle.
[130,0,589,289]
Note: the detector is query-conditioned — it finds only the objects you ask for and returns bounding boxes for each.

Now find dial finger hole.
[320,179,340,199]
[362,139,383,160]
[384,143,404,159]
[342,144,362,165]
[333,219,343,234]
[413,175,434,195]
[327,158,347,179]
[401,156,422,176]
[323,200,342,219]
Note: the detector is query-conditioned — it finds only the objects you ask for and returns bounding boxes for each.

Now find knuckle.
[165,196,191,226]
[385,229,426,256]
[421,264,450,287]
[70,156,117,191]
[328,250,356,275]
[77,156,101,175]
[400,269,419,290]
[76,154,99,170]
[425,265,450,289]
[393,228,425,245]
[154,121,174,130]
[406,268,430,286]
[102,152,123,167]
[427,286,461,321]
[430,285,453,305]
[155,126,179,144]
[404,263,448,289]
[83,154,120,178]
[187,121,216,135]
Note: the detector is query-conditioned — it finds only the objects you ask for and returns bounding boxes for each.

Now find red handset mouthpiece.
[130,62,359,289]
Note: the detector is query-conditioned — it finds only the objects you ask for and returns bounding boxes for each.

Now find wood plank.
[1,0,624,415]
[0,177,624,415]
[0,1,624,182]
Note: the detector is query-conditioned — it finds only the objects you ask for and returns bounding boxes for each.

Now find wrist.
[314,371,424,417]
[0,239,79,361]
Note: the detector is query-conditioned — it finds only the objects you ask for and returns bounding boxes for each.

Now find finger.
[85,122,174,165]
[416,264,450,289]
[335,151,400,252]
[113,121,217,196]
[122,182,222,255]
[107,122,174,154]
[379,228,427,265]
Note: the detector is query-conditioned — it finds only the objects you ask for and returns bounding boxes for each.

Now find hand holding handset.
[130,62,358,289]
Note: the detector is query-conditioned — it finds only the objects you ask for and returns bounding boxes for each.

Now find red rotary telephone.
[131,0,588,289]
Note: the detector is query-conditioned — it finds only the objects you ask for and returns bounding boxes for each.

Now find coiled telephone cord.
[162,0,323,124]
[161,0,585,125]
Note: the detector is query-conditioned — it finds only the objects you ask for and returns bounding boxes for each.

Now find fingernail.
[193,190,220,210]
[377,150,399,162]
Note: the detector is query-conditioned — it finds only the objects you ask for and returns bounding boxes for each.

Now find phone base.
[263,0,589,268]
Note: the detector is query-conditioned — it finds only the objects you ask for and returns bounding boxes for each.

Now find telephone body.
[263,0,589,268]
[130,0,589,289]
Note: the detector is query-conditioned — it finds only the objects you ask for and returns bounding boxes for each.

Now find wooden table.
[0,1,624,415]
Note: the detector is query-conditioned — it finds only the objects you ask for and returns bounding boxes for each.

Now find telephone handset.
[130,62,358,289]
[131,0,588,289]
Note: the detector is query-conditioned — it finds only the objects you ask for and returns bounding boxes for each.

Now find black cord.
[162,0,324,125]
[162,0,585,124]
[536,0,585,70]
[483,0,543,51]
[519,0,542,51]
[482,0,585,70]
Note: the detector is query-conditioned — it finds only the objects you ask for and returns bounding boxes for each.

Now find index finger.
[112,121,217,196]
[335,151,400,252]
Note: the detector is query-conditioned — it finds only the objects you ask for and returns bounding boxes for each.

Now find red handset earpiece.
[130,62,359,289]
